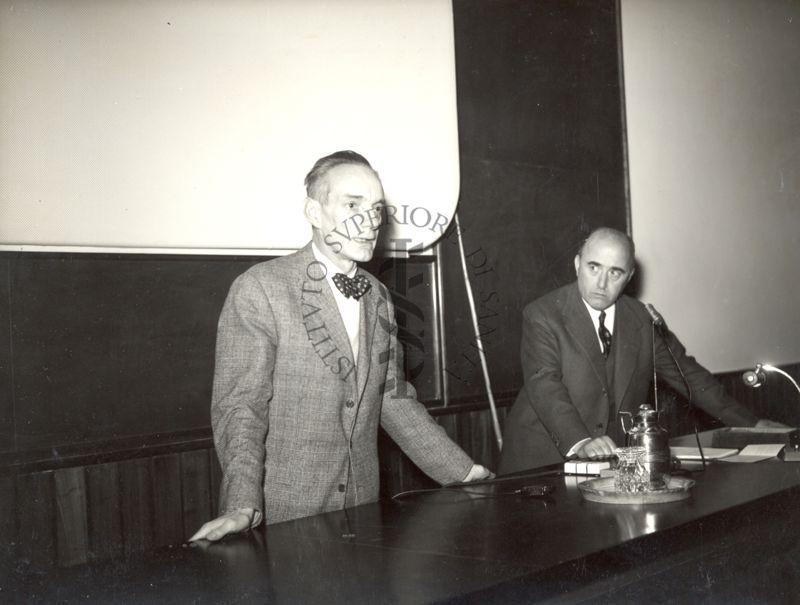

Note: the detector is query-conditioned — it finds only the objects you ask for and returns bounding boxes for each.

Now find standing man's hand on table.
[189,508,256,542]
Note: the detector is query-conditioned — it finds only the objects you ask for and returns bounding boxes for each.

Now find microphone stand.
[647,305,706,471]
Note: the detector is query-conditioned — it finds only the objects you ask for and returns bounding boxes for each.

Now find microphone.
[742,364,767,388]
[645,303,665,328]
[646,302,693,403]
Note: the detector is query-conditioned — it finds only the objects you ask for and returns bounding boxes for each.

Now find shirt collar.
[582,298,616,329]
[311,242,357,279]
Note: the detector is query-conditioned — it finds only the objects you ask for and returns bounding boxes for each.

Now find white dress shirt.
[311,243,361,362]
[581,300,616,353]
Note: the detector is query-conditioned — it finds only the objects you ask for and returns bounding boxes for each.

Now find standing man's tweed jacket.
[213,243,473,525]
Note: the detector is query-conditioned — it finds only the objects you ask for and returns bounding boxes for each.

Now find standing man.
[191,151,491,541]
[498,227,785,474]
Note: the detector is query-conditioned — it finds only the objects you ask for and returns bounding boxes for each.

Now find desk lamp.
[743,363,800,460]
[743,363,800,395]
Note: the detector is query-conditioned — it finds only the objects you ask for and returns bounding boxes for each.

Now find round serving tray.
[579,476,695,504]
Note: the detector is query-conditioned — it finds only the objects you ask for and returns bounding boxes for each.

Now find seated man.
[499,227,785,473]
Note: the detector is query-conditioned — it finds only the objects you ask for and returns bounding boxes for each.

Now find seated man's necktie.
[332,273,371,300]
[598,310,613,357]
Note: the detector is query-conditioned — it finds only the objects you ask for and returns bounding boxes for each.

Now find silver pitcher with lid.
[619,404,671,488]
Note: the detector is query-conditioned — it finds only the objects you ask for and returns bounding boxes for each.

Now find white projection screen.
[0,0,460,254]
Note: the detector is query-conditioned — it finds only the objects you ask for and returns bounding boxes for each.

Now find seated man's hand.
[755,418,793,429]
[463,464,495,482]
[575,435,617,459]
[189,508,255,542]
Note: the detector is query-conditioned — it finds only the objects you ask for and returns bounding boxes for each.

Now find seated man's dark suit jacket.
[498,282,758,474]
[213,244,472,525]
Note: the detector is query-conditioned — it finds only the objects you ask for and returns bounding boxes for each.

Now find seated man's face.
[310,163,385,270]
[574,235,634,311]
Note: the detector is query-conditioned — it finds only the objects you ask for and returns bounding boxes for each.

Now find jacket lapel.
[563,285,608,389]
[296,246,358,389]
[355,272,379,402]
[611,296,643,412]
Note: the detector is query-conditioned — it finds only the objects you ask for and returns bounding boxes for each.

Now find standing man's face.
[574,235,634,311]
[305,163,385,272]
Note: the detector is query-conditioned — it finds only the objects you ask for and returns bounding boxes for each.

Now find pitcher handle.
[618,411,632,436]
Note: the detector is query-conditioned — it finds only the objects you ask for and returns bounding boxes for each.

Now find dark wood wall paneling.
[3,253,262,454]
[0,253,441,457]
[3,449,221,572]
[441,0,629,402]
[3,404,504,571]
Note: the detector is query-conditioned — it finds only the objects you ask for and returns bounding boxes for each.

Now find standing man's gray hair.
[304,150,375,202]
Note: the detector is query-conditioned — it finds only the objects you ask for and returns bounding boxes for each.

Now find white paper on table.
[719,443,786,463]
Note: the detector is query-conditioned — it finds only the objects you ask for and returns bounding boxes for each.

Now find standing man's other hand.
[189,508,255,542]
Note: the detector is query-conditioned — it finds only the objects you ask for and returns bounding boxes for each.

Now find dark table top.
[7,460,800,604]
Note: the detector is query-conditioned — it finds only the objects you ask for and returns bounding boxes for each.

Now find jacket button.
[346,399,355,408]
[338,483,346,493]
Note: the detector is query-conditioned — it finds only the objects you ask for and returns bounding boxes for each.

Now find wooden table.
[6,460,800,604]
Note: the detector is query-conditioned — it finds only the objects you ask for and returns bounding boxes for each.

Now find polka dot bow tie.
[332,273,371,300]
